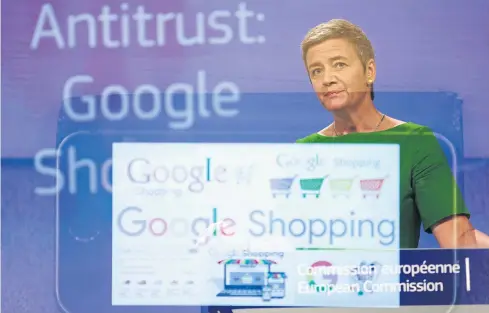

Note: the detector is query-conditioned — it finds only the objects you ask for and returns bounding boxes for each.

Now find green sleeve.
[412,127,470,233]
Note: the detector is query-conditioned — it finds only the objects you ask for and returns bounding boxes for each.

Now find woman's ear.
[366,59,376,82]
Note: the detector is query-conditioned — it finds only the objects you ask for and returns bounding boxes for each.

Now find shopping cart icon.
[328,177,356,198]
[269,176,297,198]
[360,176,388,199]
[300,176,328,198]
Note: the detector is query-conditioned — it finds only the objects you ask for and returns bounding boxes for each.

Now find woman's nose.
[322,74,337,86]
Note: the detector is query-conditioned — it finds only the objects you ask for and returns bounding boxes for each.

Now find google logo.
[276,153,326,171]
[116,206,236,243]
[306,261,338,292]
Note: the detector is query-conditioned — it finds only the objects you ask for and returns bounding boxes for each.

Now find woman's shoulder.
[296,133,324,143]
[401,123,447,161]
[385,122,440,151]
[297,124,336,143]
[393,121,436,136]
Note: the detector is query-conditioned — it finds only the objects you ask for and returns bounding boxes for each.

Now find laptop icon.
[216,260,271,297]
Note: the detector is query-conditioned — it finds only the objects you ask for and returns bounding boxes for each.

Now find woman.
[207,19,489,313]
[297,19,489,249]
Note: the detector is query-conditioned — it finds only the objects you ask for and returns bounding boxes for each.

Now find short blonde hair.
[301,19,375,99]
[301,19,375,69]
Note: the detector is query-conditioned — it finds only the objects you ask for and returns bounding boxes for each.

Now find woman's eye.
[334,62,347,68]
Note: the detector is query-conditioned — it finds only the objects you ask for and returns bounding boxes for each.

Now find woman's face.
[305,38,375,112]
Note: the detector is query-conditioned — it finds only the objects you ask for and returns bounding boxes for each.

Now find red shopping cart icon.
[360,176,388,199]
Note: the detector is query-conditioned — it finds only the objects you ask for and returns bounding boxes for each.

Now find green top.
[296,122,470,249]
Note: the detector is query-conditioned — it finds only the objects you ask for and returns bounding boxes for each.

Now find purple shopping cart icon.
[269,176,297,198]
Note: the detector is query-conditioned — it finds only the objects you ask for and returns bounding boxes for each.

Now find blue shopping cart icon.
[269,176,297,198]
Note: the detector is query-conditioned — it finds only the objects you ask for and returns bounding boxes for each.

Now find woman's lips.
[324,90,344,98]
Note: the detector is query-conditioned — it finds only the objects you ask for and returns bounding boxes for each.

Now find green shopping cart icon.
[299,175,329,198]
[328,177,356,198]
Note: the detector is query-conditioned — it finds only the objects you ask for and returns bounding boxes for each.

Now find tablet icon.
[216,259,285,300]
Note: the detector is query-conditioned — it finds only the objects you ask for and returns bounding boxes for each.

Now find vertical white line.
[465,257,471,291]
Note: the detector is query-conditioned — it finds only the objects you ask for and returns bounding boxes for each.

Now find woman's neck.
[332,103,382,135]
